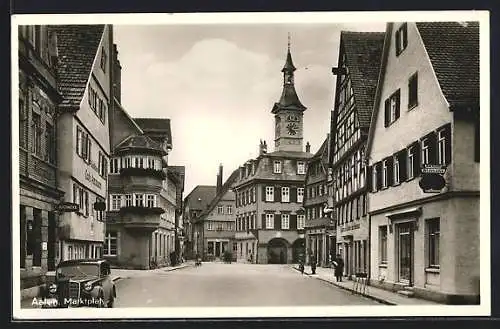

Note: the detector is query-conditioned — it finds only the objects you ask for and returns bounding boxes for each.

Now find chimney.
[216,164,223,194]
[306,142,311,153]
[112,44,122,103]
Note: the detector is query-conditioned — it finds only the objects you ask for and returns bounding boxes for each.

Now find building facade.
[303,136,334,267]
[18,25,64,290]
[329,31,385,278]
[183,185,217,258]
[232,41,312,264]
[365,22,480,304]
[53,25,113,263]
[198,165,238,261]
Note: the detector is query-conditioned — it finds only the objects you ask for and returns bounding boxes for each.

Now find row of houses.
[182,21,480,304]
[18,24,185,294]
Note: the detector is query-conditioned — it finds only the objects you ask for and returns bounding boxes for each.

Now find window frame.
[281,214,290,230]
[408,72,418,109]
[437,129,447,165]
[281,187,290,203]
[265,186,274,202]
[265,213,274,229]
[297,187,304,203]
[427,218,440,268]
[379,226,388,264]
[273,160,282,174]
[297,214,305,230]
[297,161,306,174]
[407,146,415,179]
[103,232,118,256]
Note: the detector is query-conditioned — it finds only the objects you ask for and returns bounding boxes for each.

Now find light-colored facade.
[18,25,64,290]
[303,136,334,267]
[55,25,112,262]
[329,31,385,278]
[198,165,238,261]
[232,42,312,264]
[365,22,480,304]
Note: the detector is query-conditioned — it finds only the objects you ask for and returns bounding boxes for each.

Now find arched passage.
[267,238,289,264]
[292,238,305,263]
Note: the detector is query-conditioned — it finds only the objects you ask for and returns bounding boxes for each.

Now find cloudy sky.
[113,22,386,195]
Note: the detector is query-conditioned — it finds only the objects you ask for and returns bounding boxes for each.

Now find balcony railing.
[120,167,166,180]
[119,206,165,215]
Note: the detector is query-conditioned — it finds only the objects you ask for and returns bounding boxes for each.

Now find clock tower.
[272,34,307,152]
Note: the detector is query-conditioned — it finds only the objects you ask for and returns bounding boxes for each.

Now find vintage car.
[42,259,116,308]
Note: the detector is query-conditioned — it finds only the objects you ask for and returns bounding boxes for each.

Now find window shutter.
[402,23,408,48]
[384,99,390,127]
[290,187,297,203]
[274,214,281,230]
[395,90,401,120]
[413,141,421,177]
[290,214,297,230]
[261,214,266,229]
[366,166,373,191]
[399,150,408,182]
[443,123,452,165]
[275,186,281,202]
[262,186,266,201]
[376,163,382,191]
[427,132,437,165]
[386,157,394,186]
[395,29,401,55]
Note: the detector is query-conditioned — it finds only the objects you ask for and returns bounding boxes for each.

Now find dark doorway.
[397,222,414,285]
[292,238,305,263]
[47,212,56,270]
[20,206,26,268]
[32,208,42,267]
[267,238,288,264]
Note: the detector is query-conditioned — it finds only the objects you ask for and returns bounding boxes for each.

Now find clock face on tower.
[286,122,298,135]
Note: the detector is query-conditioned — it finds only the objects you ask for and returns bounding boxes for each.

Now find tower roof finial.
[288,32,291,52]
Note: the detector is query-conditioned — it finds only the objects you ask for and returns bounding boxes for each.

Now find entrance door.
[398,223,413,285]
[47,212,56,270]
[215,241,221,257]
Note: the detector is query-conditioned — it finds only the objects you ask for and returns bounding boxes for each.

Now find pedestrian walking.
[310,254,317,275]
[332,253,344,282]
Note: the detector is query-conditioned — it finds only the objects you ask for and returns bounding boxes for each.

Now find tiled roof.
[265,150,314,159]
[282,49,296,72]
[134,118,173,148]
[272,84,307,113]
[341,31,385,128]
[114,134,166,155]
[201,168,239,217]
[184,185,217,212]
[312,136,329,160]
[416,21,479,109]
[49,25,105,109]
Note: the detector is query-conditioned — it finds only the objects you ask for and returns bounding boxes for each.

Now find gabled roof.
[311,135,329,161]
[365,22,480,159]
[49,25,105,109]
[134,118,173,150]
[416,21,479,109]
[183,185,217,212]
[341,31,385,128]
[114,134,166,155]
[201,168,239,218]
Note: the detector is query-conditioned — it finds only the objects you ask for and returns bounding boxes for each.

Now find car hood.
[56,276,99,283]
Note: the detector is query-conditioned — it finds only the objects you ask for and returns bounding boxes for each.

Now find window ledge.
[425,267,440,273]
[379,263,388,268]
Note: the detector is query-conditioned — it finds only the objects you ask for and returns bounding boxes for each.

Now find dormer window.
[297,161,306,174]
[395,23,408,56]
[273,160,282,174]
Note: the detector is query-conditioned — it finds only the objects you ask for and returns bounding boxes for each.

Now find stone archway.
[267,238,288,264]
[292,238,305,263]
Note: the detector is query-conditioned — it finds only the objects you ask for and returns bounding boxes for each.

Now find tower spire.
[288,32,291,52]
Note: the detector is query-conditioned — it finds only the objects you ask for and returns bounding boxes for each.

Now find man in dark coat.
[333,253,344,282]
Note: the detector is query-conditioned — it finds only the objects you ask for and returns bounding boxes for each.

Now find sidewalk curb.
[163,263,194,272]
[291,266,395,306]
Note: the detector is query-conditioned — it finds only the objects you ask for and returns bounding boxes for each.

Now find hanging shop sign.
[419,165,447,193]
[56,202,79,212]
